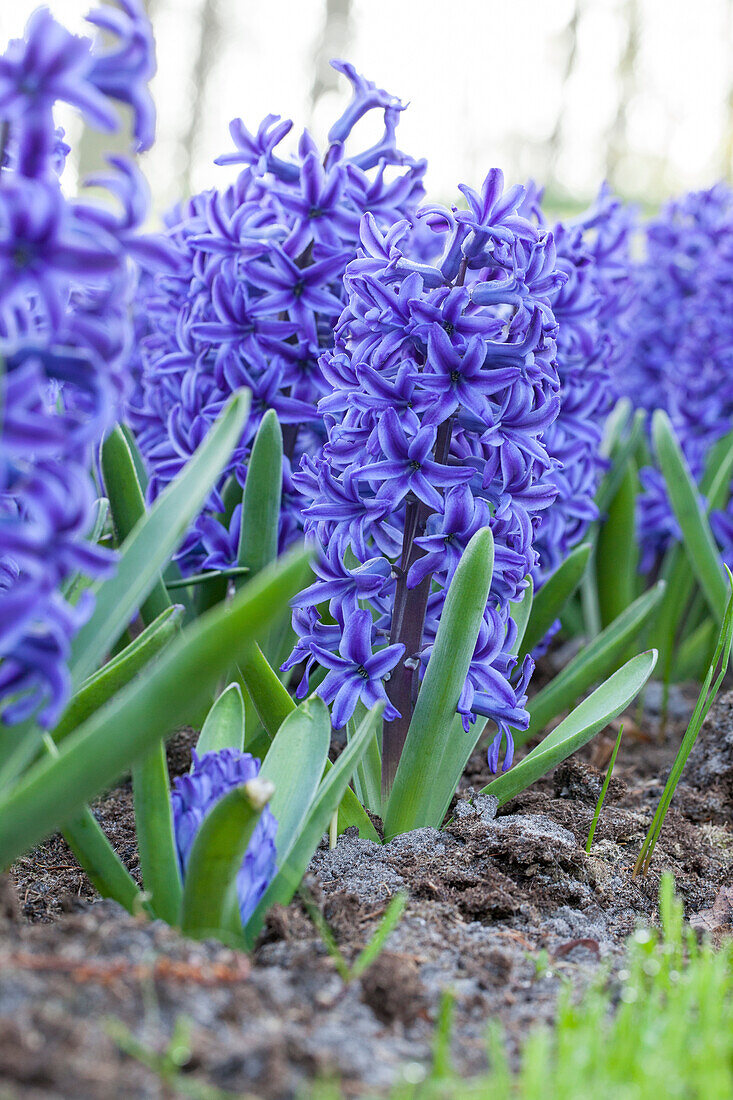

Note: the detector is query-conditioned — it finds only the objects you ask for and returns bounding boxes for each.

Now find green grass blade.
[52,605,184,744]
[482,651,657,807]
[519,543,591,660]
[384,528,494,838]
[596,464,639,628]
[635,572,733,877]
[349,892,408,980]
[260,696,331,867]
[522,581,665,743]
[195,683,245,758]
[179,777,273,936]
[0,546,312,871]
[243,702,383,946]
[71,391,250,686]
[652,410,728,621]
[586,724,624,853]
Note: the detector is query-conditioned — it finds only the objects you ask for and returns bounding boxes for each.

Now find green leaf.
[509,577,533,657]
[41,736,145,917]
[519,543,591,660]
[383,528,494,839]
[596,464,639,628]
[237,643,378,841]
[238,643,295,745]
[70,391,251,686]
[636,573,733,876]
[101,425,170,623]
[196,683,245,758]
[481,651,657,806]
[179,778,273,936]
[61,806,146,916]
[671,617,717,683]
[238,409,283,582]
[522,581,665,743]
[650,431,733,685]
[243,702,383,946]
[260,696,331,866]
[52,605,184,744]
[119,422,150,495]
[652,410,728,622]
[594,408,645,515]
[132,742,181,924]
[102,424,181,924]
[0,545,312,871]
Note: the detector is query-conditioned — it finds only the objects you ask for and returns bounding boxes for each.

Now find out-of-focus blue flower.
[521,183,635,582]
[171,748,278,925]
[0,2,161,728]
[613,183,733,570]
[288,170,564,771]
[128,61,426,577]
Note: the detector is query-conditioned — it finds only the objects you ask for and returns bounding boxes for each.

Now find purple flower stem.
[382,415,454,799]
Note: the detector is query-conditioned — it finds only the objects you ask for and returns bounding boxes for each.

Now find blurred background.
[2,0,732,216]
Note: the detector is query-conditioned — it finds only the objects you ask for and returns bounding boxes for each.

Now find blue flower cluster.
[614,184,733,570]
[128,62,426,573]
[171,748,277,924]
[0,1,165,727]
[524,184,634,580]
[287,170,566,774]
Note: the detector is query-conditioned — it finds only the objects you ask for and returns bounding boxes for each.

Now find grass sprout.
[634,565,733,878]
[586,724,623,853]
[299,887,407,984]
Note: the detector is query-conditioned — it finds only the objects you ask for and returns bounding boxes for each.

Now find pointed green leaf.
[510,577,533,656]
[238,642,379,841]
[596,464,639,627]
[519,543,591,661]
[243,702,383,945]
[101,424,170,623]
[522,581,665,742]
[384,528,494,839]
[260,696,330,866]
[52,605,184,744]
[71,391,250,686]
[179,778,273,936]
[0,546,312,870]
[653,410,727,621]
[482,651,657,806]
[238,409,283,581]
[196,683,245,758]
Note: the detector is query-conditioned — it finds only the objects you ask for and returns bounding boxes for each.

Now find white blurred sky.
[2,0,732,213]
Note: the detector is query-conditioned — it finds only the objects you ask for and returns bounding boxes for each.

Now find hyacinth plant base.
[2,680,732,1099]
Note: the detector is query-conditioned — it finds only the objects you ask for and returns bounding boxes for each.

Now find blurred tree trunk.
[722,0,733,179]
[75,0,163,182]
[310,0,354,116]
[545,0,581,188]
[606,0,640,185]
[180,0,222,198]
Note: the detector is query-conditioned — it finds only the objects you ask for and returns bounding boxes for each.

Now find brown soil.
[1,689,732,1099]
